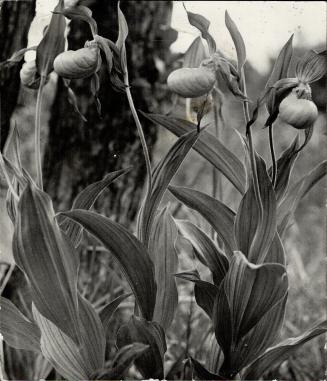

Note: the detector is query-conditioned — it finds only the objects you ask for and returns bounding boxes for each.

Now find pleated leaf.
[225,11,246,73]
[175,270,218,319]
[244,319,327,380]
[60,168,131,247]
[13,183,81,344]
[176,219,229,286]
[0,297,41,352]
[169,186,237,256]
[116,316,166,379]
[213,251,288,364]
[235,152,277,264]
[190,357,225,380]
[277,160,327,236]
[99,293,132,335]
[60,209,156,321]
[268,135,299,202]
[295,49,327,83]
[149,207,179,330]
[139,128,199,246]
[142,113,246,194]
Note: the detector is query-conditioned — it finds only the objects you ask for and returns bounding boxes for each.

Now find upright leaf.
[183,36,208,68]
[244,320,327,380]
[140,128,199,246]
[176,219,229,286]
[190,357,225,380]
[116,316,167,379]
[60,167,131,247]
[235,152,277,264]
[142,113,246,194]
[149,207,179,330]
[225,11,246,73]
[169,186,237,256]
[60,209,156,321]
[13,183,80,344]
[0,297,41,352]
[184,5,216,54]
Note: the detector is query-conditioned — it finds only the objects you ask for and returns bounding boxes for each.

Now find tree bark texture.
[43,0,174,226]
[0,0,36,150]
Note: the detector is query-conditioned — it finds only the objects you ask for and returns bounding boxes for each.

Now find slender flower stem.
[124,71,152,196]
[241,69,263,219]
[35,75,47,190]
[268,123,277,187]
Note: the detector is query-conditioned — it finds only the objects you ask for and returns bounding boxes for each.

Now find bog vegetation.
[0,1,326,380]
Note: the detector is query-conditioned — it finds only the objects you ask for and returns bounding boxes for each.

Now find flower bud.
[279,86,318,129]
[167,67,216,98]
[53,44,100,79]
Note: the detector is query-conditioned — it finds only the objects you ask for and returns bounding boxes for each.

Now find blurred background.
[0,1,326,380]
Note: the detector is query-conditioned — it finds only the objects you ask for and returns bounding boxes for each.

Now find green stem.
[268,123,277,187]
[35,75,46,190]
[124,71,152,196]
[241,70,263,219]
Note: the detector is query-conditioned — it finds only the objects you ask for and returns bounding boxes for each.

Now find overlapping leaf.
[176,219,229,285]
[99,293,132,335]
[116,316,167,379]
[149,207,179,330]
[60,168,131,246]
[213,252,288,373]
[142,113,246,194]
[169,186,237,256]
[244,320,327,379]
[0,297,41,352]
[13,183,81,344]
[235,152,277,264]
[295,49,327,83]
[277,160,327,236]
[139,128,199,246]
[175,270,218,319]
[60,209,156,321]
[183,36,208,68]
[190,357,225,380]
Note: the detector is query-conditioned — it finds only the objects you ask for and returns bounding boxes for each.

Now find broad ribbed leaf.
[140,128,199,245]
[184,6,216,54]
[235,152,277,264]
[93,343,149,380]
[176,219,229,285]
[36,0,66,77]
[244,320,327,380]
[99,293,132,335]
[149,207,179,330]
[190,357,225,380]
[169,186,237,256]
[268,135,299,202]
[278,160,327,236]
[33,294,105,381]
[266,35,293,89]
[60,209,156,320]
[225,11,246,73]
[214,252,288,363]
[142,113,246,194]
[116,316,166,379]
[265,233,286,265]
[183,36,208,68]
[295,49,327,83]
[220,295,287,377]
[60,168,131,247]
[4,125,22,173]
[13,183,80,344]
[0,297,40,352]
[175,270,218,319]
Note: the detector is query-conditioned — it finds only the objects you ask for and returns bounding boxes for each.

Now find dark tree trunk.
[0,0,36,150]
[43,0,174,226]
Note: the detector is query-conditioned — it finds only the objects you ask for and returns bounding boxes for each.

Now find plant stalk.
[124,71,152,196]
[268,123,277,187]
[35,75,47,190]
[241,69,263,219]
